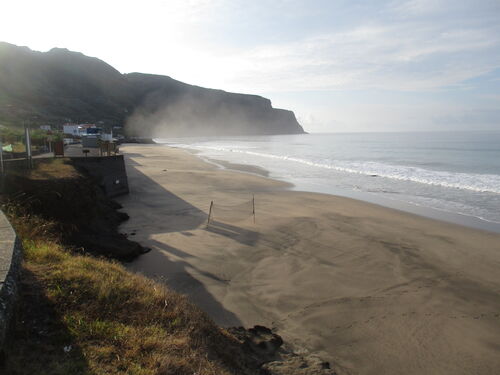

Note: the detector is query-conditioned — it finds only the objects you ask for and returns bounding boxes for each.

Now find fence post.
[252,195,256,224]
[0,141,3,175]
[207,201,213,225]
[0,141,3,193]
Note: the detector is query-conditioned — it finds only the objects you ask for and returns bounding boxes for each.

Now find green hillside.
[0,42,305,136]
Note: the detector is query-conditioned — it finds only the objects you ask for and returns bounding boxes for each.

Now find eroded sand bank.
[117,144,500,375]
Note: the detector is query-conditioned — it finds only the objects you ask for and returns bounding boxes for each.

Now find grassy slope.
[1,160,258,375]
[5,238,244,374]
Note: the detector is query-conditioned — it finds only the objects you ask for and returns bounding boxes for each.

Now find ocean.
[156,131,500,232]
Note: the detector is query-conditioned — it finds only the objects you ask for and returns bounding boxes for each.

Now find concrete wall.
[0,209,22,351]
[71,155,129,198]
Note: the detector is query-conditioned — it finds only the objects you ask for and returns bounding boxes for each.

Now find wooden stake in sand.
[207,200,213,225]
[252,195,256,224]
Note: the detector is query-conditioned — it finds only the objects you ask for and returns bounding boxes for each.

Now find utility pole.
[24,123,33,169]
[0,140,4,175]
[0,140,3,193]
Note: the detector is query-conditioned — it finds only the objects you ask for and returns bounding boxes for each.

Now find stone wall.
[0,209,22,351]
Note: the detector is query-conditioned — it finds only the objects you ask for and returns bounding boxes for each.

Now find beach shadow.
[119,155,207,233]
[119,153,149,164]
[118,153,244,326]
[130,244,241,327]
[148,238,196,259]
[205,221,259,246]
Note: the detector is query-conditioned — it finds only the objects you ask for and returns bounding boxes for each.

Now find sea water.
[156,132,500,232]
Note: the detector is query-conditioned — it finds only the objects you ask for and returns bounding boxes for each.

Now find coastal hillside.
[0,42,305,136]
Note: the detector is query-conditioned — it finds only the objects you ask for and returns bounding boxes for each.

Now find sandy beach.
[117,144,500,375]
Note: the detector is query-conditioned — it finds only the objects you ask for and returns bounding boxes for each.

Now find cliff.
[0,42,305,136]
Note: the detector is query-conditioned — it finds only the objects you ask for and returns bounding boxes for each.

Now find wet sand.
[117,143,500,375]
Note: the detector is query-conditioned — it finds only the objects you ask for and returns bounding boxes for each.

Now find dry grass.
[9,158,82,180]
[24,247,236,374]
[2,200,59,242]
[11,142,25,153]
[3,211,248,375]
[29,158,82,180]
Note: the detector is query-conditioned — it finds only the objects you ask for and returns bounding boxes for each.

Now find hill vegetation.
[0,42,305,137]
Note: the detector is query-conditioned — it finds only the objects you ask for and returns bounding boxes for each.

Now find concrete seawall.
[0,209,22,351]
[71,155,129,198]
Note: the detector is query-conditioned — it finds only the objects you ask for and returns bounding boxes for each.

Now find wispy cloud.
[211,2,500,93]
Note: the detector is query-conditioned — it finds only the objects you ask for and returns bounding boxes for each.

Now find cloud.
[388,0,446,16]
[4,0,498,94]
[170,0,500,94]
[216,20,500,93]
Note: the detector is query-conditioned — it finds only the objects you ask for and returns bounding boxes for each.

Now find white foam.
[172,144,500,194]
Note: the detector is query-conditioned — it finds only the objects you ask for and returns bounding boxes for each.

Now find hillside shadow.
[120,154,259,243]
[119,154,207,233]
[2,268,91,374]
[206,221,259,246]
[118,153,147,162]
[118,154,244,326]
[130,241,241,327]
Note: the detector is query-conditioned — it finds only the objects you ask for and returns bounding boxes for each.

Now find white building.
[63,124,80,136]
[40,125,51,131]
[63,123,96,136]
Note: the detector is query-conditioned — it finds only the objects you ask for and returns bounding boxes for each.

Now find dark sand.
[118,144,500,375]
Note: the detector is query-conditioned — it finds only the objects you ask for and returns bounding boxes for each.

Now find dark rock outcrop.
[228,325,337,375]
[0,42,305,136]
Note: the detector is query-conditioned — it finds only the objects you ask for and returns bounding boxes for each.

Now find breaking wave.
[174,144,500,194]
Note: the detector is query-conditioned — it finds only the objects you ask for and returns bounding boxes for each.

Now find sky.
[1,0,499,133]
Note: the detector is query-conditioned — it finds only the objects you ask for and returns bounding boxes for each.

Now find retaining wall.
[71,155,129,198]
[0,209,22,351]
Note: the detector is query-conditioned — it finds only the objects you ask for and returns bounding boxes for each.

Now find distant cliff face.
[125,73,305,137]
[0,42,305,136]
